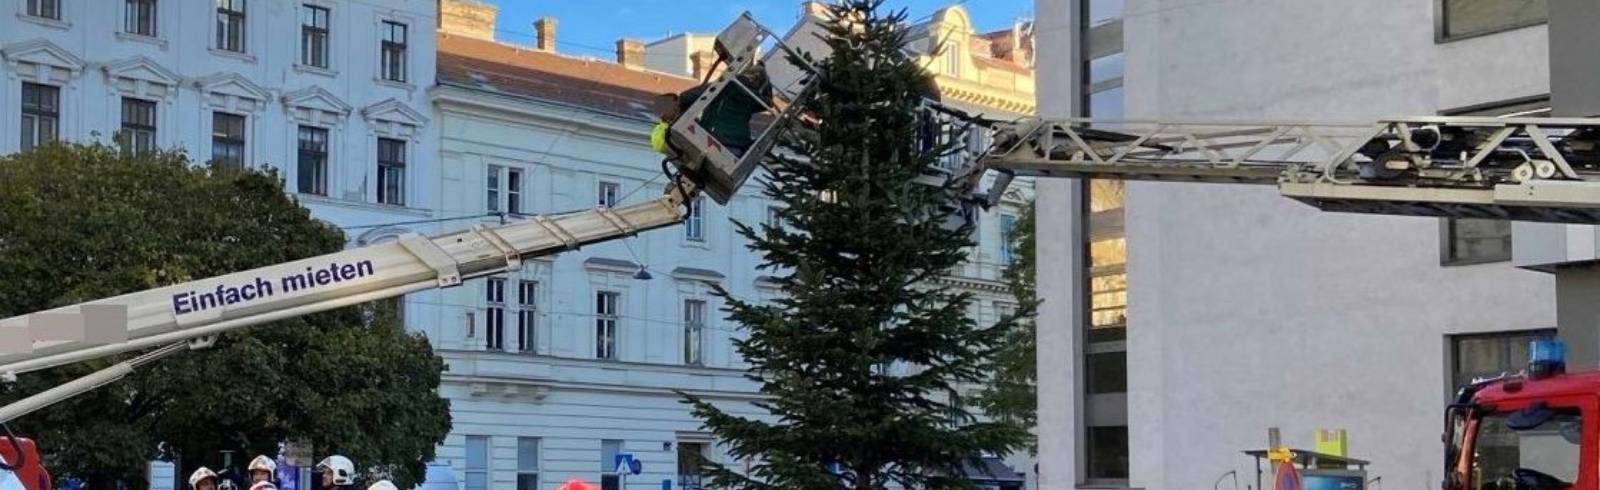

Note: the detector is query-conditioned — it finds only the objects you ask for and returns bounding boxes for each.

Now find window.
[996,302,1018,321]
[942,42,960,76]
[300,5,329,68]
[1467,408,1580,488]
[487,165,501,213]
[1085,180,1127,483]
[486,277,506,351]
[516,438,540,490]
[1443,218,1512,265]
[596,291,619,360]
[125,0,156,36]
[765,206,782,229]
[600,439,622,490]
[683,300,705,366]
[999,213,1018,264]
[20,83,59,151]
[1088,86,1125,119]
[120,98,156,155]
[1086,426,1129,480]
[677,442,707,490]
[1439,0,1548,42]
[598,181,620,207]
[210,112,246,168]
[377,138,406,205]
[1086,351,1127,394]
[26,0,59,20]
[1451,330,1556,389]
[517,281,537,353]
[465,436,489,490]
[508,168,523,214]
[1088,52,1124,86]
[381,21,408,82]
[685,197,705,241]
[297,126,329,196]
[215,0,246,53]
[487,166,524,214]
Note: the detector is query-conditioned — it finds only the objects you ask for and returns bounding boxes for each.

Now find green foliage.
[682,2,1029,488]
[0,142,451,489]
[980,201,1038,451]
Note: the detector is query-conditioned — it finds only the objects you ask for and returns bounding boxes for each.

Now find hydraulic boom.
[969,116,1600,223]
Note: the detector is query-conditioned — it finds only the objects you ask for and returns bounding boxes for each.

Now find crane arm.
[970,116,1600,223]
[0,11,825,438]
[0,180,697,376]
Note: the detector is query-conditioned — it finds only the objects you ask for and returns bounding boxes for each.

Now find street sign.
[613,454,642,476]
[283,441,313,467]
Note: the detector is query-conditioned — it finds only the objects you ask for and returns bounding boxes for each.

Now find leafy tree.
[0,143,451,490]
[980,201,1038,450]
[682,2,1029,488]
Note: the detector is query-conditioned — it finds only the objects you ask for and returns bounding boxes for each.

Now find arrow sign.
[613,454,642,476]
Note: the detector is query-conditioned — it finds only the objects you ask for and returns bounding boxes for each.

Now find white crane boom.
[969,116,1600,223]
[0,183,696,377]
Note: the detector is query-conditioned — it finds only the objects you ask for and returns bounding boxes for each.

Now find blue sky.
[488,1,1034,57]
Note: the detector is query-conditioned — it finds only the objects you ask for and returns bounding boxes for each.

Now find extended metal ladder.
[967,116,1600,223]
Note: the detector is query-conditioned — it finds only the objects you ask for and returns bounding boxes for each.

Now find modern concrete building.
[1035,0,1561,489]
[0,0,440,230]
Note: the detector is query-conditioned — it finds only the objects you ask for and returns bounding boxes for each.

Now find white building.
[1034,1,1559,489]
[427,2,1036,489]
[0,0,439,231]
[429,3,766,489]
[0,0,441,485]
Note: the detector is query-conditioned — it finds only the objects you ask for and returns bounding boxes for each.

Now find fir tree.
[683,2,1029,488]
[981,201,1039,450]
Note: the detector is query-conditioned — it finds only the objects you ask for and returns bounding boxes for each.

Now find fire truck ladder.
[969,116,1600,224]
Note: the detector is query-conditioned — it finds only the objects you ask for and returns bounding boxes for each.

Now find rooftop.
[437,33,698,120]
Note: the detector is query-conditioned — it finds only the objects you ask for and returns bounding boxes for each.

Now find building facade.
[428,3,768,489]
[1035,0,1558,489]
[1,0,440,487]
[1,0,440,231]
[428,2,1039,489]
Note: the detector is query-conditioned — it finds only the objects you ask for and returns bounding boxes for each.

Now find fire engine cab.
[1447,341,1588,490]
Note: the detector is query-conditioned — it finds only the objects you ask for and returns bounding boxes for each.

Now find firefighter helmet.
[365,481,398,490]
[248,456,276,474]
[187,467,218,488]
[248,482,277,490]
[316,455,356,486]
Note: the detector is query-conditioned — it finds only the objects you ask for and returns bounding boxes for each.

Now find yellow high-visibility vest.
[650,121,670,154]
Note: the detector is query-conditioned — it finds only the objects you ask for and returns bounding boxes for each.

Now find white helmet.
[188,467,218,488]
[248,456,277,474]
[248,482,277,490]
[316,455,356,486]
[365,481,398,490]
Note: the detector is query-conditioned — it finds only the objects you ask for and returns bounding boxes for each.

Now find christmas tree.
[683,2,1029,488]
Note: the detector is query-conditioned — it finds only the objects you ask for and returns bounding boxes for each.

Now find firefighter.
[247,456,276,484]
[651,93,680,156]
[315,455,356,490]
[188,467,219,490]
